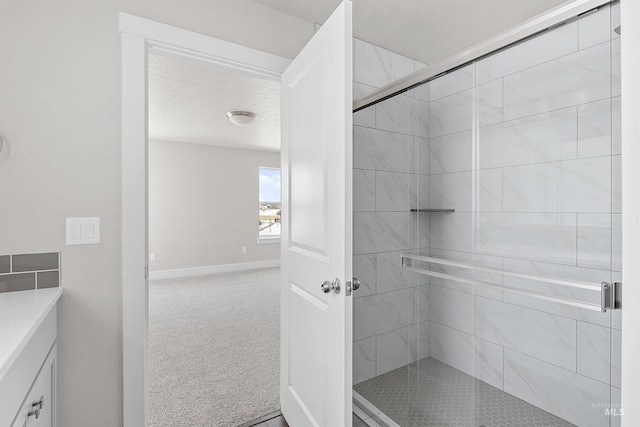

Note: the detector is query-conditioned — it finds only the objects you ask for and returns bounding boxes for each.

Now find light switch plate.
[66,217,101,245]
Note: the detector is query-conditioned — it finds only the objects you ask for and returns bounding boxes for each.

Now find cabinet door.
[30,345,56,427]
[10,398,32,427]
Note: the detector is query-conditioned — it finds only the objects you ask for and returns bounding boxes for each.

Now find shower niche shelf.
[410,209,455,213]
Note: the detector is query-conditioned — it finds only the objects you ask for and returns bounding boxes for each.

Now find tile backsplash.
[0,252,60,293]
[0,256,9,274]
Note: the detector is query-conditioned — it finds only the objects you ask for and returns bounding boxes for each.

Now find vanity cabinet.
[0,289,61,427]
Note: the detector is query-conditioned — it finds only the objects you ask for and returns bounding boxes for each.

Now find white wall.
[0,2,313,426]
[149,139,280,272]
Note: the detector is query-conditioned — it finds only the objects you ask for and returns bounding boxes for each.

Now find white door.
[280,1,353,426]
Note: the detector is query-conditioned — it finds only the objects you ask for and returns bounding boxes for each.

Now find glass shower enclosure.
[352,3,622,426]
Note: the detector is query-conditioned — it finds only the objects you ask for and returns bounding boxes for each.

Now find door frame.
[621,2,640,425]
[119,14,290,426]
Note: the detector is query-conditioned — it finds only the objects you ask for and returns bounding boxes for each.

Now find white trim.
[119,14,290,82]
[257,238,281,244]
[353,0,611,111]
[121,31,149,427]
[120,13,289,427]
[621,0,640,424]
[149,260,281,280]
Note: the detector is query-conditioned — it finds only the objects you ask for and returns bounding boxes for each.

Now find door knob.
[321,278,341,294]
[352,277,360,291]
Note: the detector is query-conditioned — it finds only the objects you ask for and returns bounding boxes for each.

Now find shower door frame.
[620,1,640,424]
[355,0,614,111]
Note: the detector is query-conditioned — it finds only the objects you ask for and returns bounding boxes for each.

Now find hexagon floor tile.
[354,357,575,427]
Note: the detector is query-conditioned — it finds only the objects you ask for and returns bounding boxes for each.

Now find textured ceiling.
[148,53,281,151]
[253,0,570,66]
[149,0,573,150]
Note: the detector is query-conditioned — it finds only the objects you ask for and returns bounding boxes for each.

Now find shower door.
[352,3,622,427]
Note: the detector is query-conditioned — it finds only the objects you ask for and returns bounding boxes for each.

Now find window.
[258,167,281,240]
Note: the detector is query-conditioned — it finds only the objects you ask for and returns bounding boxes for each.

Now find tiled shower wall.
[352,39,431,384]
[353,3,622,427]
[425,4,621,427]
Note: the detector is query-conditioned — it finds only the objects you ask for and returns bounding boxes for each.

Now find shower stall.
[352,2,622,426]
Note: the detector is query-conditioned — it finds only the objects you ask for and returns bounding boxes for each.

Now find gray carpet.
[149,268,281,427]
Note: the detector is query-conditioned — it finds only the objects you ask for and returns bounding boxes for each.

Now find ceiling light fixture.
[226,111,256,127]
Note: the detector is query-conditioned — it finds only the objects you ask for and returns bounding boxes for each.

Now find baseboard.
[149,259,280,280]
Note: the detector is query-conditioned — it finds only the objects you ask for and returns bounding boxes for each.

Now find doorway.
[120,14,291,426]
[146,51,283,425]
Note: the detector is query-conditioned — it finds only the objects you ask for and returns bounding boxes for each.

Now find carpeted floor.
[149,268,281,427]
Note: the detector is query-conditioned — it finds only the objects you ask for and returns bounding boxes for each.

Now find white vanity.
[0,288,62,427]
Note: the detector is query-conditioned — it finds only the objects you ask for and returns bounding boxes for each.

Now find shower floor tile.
[354,357,575,427]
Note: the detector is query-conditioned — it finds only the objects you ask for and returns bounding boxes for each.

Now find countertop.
[0,288,63,381]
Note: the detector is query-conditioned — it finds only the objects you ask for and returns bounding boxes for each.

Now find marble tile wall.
[424,4,622,426]
[352,38,431,384]
[353,4,622,426]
